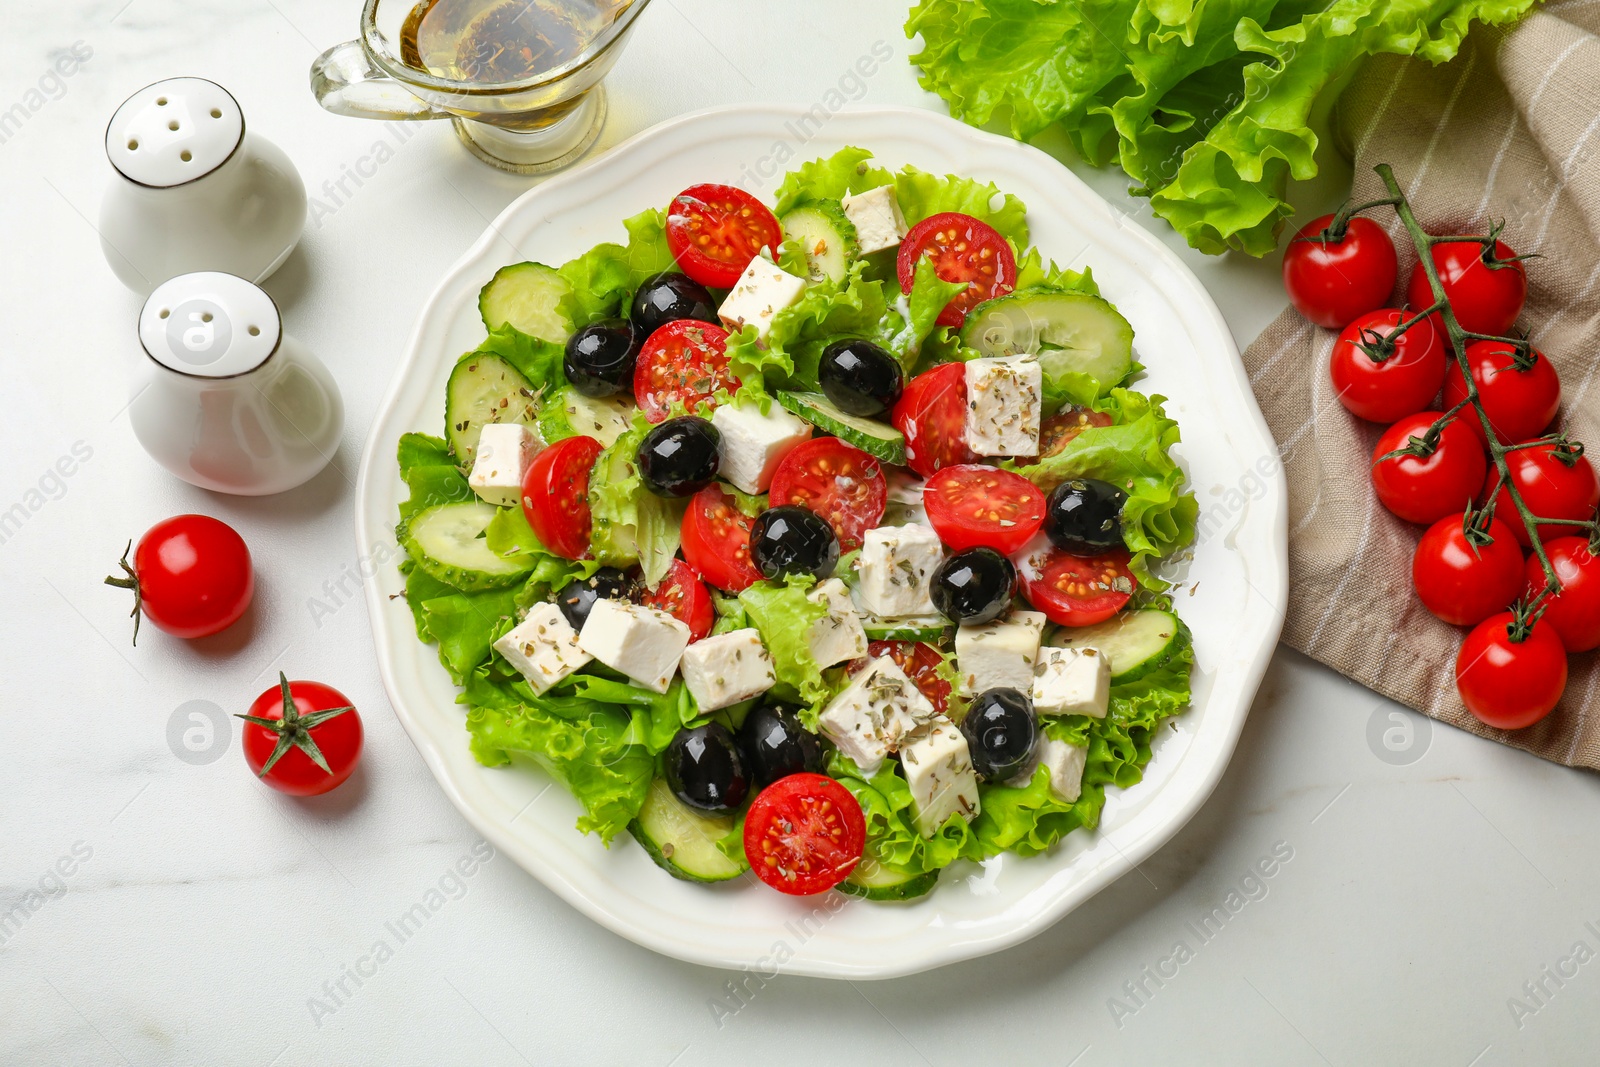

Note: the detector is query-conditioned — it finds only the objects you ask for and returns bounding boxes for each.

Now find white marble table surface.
[4,2,1599,1064]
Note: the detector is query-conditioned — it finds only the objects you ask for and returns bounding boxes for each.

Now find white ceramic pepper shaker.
[99,78,307,295]
[129,272,343,495]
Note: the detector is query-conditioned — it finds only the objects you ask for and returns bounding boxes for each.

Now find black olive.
[563,319,637,398]
[554,567,635,631]
[960,688,1038,782]
[931,548,1015,625]
[664,722,748,814]
[749,505,838,580]
[637,417,720,498]
[1045,477,1127,555]
[630,272,717,337]
[736,702,823,786]
[818,339,904,417]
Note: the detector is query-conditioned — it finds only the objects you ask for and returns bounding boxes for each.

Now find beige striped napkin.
[1242,4,1600,768]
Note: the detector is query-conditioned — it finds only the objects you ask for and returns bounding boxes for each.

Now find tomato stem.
[1374,163,1564,595]
[234,672,355,779]
[102,540,142,647]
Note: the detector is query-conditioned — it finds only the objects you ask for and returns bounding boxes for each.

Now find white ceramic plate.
[355,104,1287,979]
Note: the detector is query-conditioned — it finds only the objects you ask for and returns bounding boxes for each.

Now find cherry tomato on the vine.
[1411,512,1524,626]
[1283,214,1398,329]
[239,674,364,796]
[1481,441,1599,547]
[1370,413,1486,525]
[1442,340,1561,446]
[105,514,253,644]
[1329,309,1447,423]
[1455,613,1566,730]
[1524,537,1600,652]
[1406,237,1527,338]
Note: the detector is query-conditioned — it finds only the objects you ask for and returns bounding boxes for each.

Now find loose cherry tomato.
[665,184,782,289]
[1329,309,1446,423]
[1370,413,1486,525]
[1525,537,1600,652]
[1016,539,1135,626]
[638,558,715,641]
[892,361,978,478]
[897,212,1017,328]
[679,484,761,592]
[1038,407,1113,459]
[1456,613,1567,730]
[923,464,1046,555]
[1282,214,1398,329]
[1406,237,1527,337]
[239,674,364,796]
[852,640,952,715]
[634,320,736,423]
[768,437,887,552]
[1482,441,1599,547]
[742,773,865,896]
[105,514,253,644]
[1411,513,1524,626]
[1442,340,1561,446]
[521,435,602,560]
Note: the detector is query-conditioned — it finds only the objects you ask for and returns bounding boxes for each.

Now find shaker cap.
[106,77,244,188]
[139,272,282,378]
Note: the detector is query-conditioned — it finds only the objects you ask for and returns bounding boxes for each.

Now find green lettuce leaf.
[587,412,686,587]
[473,324,567,395]
[736,578,832,708]
[555,207,677,327]
[773,147,895,215]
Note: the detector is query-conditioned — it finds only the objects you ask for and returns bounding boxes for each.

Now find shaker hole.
[156,97,168,106]
[210,108,222,119]
[248,325,261,337]
[200,312,213,323]
[127,139,139,150]
[180,150,193,162]
[159,309,170,319]
[168,120,180,131]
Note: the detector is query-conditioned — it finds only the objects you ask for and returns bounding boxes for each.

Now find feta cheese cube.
[817,655,937,776]
[468,423,539,506]
[578,600,691,694]
[1032,646,1110,717]
[492,602,591,694]
[807,577,867,667]
[1003,735,1088,802]
[955,611,1047,694]
[964,356,1042,457]
[840,185,908,255]
[718,256,808,342]
[857,524,943,617]
[710,401,812,495]
[678,628,775,712]
[900,717,980,836]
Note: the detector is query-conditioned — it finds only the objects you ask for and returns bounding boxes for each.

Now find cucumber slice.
[861,613,947,642]
[841,856,939,901]
[961,288,1134,396]
[1050,609,1187,682]
[537,388,637,448]
[777,391,905,465]
[629,778,748,883]
[780,200,859,284]
[399,502,531,591]
[445,354,539,465]
[479,262,573,344]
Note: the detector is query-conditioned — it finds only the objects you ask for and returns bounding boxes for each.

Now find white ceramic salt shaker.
[99,78,307,295]
[129,272,343,495]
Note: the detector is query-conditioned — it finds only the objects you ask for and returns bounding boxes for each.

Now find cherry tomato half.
[1038,407,1113,459]
[1329,309,1447,423]
[522,435,603,560]
[666,184,783,289]
[634,320,736,423]
[1282,214,1398,329]
[1482,441,1599,547]
[897,212,1017,329]
[1456,613,1566,730]
[1442,340,1561,446]
[768,437,887,552]
[924,464,1046,555]
[106,514,254,643]
[856,640,952,716]
[638,558,715,641]
[1015,539,1135,626]
[1411,513,1525,627]
[1406,237,1527,338]
[743,773,865,896]
[1370,413,1486,525]
[240,674,364,796]
[892,361,978,478]
[679,484,762,592]
[1525,537,1600,652]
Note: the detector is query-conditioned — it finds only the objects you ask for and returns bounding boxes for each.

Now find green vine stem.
[1368,163,1596,612]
